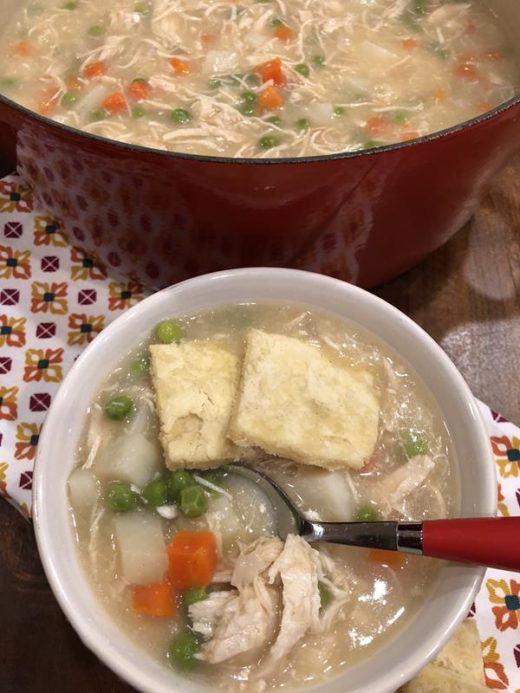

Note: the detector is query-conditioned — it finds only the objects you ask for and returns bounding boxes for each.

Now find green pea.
[104,394,134,421]
[240,91,256,104]
[295,117,310,130]
[134,1,150,14]
[130,355,149,377]
[154,319,184,344]
[411,0,427,15]
[334,106,346,116]
[180,485,208,518]
[363,140,382,150]
[239,103,255,116]
[0,77,17,90]
[426,41,449,59]
[295,63,310,77]
[401,12,422,33]
[61,91,79,108]
[354,504,379,522]
[400,430,428,459]
[168,630,200,672]
[265,115,282,126]
[89,109,106,122]
[88,25,105,37]
[171,108,191,125]
[63,1,77,9]
[318,581,332,610]
[245,73,260,87]
[258,135,280,150]
[142,478,168,507]
[271,17,284,26]
[208,78,221,89]
[184,587,208,607]
[106,481,138,512]
[391,110,408,125]
[312,55,325,66]
[167,470,196,502]
[131,105,146,119]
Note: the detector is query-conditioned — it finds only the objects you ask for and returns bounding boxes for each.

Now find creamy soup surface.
[68,302,458,691]
[0,0,518,157]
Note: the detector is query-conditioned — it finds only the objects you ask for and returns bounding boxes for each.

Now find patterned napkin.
[0,174,518,691]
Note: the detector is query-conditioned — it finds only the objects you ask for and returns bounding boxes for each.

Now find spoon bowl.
[228,464,520,572]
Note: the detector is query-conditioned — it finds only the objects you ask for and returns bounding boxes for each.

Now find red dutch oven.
[0,4,519,289]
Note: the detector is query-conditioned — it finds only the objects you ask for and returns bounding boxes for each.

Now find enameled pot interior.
[1,0,519,166]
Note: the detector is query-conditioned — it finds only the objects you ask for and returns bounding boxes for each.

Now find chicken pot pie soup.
[68,302,458,691]
[0,0,518,157]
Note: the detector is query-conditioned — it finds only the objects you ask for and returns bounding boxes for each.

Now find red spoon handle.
[422,518,520,571]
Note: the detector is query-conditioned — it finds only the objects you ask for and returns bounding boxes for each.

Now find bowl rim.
[1,89,518,166]
[32,267,496,693]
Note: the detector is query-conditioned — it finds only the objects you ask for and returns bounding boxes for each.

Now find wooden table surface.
[1,154,519,693]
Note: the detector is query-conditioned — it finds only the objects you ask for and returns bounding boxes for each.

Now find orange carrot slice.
[477,101,492,113]
[37,88,59,116]
[365,115,390,137]
[83,61,107,79]
[128,79,152,101]
[258,85,283,111]
[368,549,407,569]
[433,87,448,103]
[400,131,420,142]
[454,63,478,80]
[167,531,217,591]
[256,58,285,86]
[14,41,31,57]
[132,581,175,618]
[401,38,419,50]
[273,26,296,42]
[102,91,127,113]
[169,57,191,75]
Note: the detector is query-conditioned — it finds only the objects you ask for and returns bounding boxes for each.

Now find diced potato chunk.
[98,433,162,488]
[113,512,167,584]
[68,469,99,509]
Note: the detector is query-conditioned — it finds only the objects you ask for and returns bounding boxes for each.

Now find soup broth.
[0,0,518,157]
[68,303,457,691]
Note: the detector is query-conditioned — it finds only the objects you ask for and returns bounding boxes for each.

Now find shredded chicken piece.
[197,537,283,663]
[313,549,351,632]
[260,535,322,673]
[198,534,351,669]
[373,455,436,514]
[197,584,279,663]
[189,590,237,638]
[232,536,283,590]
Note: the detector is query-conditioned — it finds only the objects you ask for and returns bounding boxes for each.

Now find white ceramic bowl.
[33,268,494,693]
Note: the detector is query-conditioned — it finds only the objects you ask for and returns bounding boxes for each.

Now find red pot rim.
[1,90,519,165]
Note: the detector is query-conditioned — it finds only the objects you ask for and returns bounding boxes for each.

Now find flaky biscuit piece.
[229,330,379,470]
[150,341,242,469]
[399,619,487,692]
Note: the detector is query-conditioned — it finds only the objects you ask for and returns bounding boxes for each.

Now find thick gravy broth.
[68,303,457,691]
[0,0,518,157]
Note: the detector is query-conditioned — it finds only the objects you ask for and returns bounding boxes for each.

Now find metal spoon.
[227,465,520,572]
